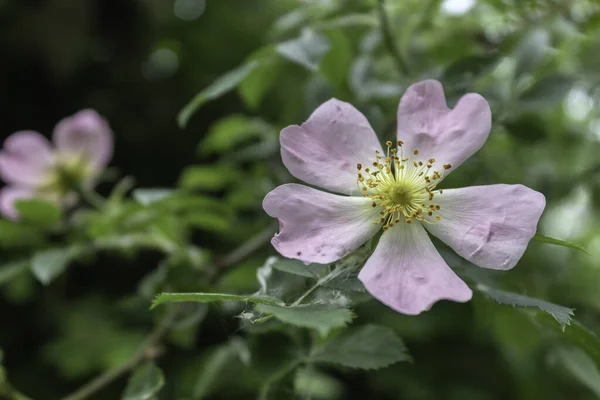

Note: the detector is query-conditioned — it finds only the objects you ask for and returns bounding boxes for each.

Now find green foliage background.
[2,0,600,399]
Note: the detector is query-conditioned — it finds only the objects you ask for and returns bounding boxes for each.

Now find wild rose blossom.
[0,109,113,219]
[263,80,546,315]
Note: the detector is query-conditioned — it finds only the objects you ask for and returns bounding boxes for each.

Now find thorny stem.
[376,0,410,76]
[60,309,178,400]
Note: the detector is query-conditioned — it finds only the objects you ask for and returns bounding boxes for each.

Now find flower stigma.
[356,140,451,230]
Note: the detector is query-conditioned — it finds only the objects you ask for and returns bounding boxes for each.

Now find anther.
[357,163,362,170]
[385,140,393,147]
[413,149,419,155]
[397,140,404,146]
[443,164,451,170]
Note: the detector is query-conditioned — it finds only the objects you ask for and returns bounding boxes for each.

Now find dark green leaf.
[255,303,353,337]
[14,199,62,226]
[177,61,259,128]
[533,234,589,255]
[311,324,411,369]
[151,292,284,309]
[0,260,29,286]
[275,29,330,72]
[122,362,164,400]
[478,285,574,329]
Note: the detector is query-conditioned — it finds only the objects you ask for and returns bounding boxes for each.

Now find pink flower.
[263,80,546,315]
[0,109,113,219]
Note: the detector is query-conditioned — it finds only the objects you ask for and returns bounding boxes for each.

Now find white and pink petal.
[358,221,472,315]
[396,80,491,174]
[0,131,54,186]
[424,184,545,270]
[280,99,384,196]
[263,183,381,264]
[53,109,114,170]
[0,186,36,220]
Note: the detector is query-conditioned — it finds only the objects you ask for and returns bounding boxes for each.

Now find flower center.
[356,140,451,230]
[37,155,94,196]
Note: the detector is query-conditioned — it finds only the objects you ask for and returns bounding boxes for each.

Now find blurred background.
[2,0,600,399]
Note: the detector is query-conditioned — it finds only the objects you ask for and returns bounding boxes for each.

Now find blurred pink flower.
[263,80,546,315]
[0,109,113,219]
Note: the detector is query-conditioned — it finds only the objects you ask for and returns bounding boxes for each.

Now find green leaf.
[199,115,272,155]
[238,47,283,110]
[151,292,284,309]
[0,260,29,286]
[122,362,164,400]
[520,75,575,110]
[193,338,249,399]
[533,233,589,255]
[255,303,353,337]
[177,61,259,128]
[14,198,62,226]
[275,29,330,72]
[323,270,365,292]
[554,346,600,397]
[313,13,377,30]
[178,165,238,191]
[0,220,45,248]
[267,256,328,278]
[132,188,175,206]
[477,285,574,329]
[513,28,549,77]
[311,324,411,369]
[537,315,600,368]
[31,247,82,286]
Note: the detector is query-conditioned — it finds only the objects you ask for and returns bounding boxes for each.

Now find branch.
[61,311,177,400]
[376,0,409,76]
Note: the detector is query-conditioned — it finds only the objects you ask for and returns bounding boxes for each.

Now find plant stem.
[207,222,278,283]
[376,0,409,76]
[60,310,177,400]
[258,359,301,400]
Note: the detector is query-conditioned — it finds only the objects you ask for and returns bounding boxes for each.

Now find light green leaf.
[294,367,344,400]
[267,256,328,278]
[478,285,574,329]
[132,189,175,206]
[513,28,549,77]
[255,303,353,337]
[199,115,272,155]
[313,13,377,30]
[533,233,589,255]
[554,346,600,397]
[238,47,283,110]
[0,220,45,248]
[177,61,259,128]
[14,198,62,226]
[178,165,238,191]
[275,29,330,72]
[31,247,82,286]
[151,292,284,309]
[122,362,164,400]
[311,324,411,370]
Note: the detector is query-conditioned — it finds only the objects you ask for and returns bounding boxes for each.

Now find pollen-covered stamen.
[356,141,451,229]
